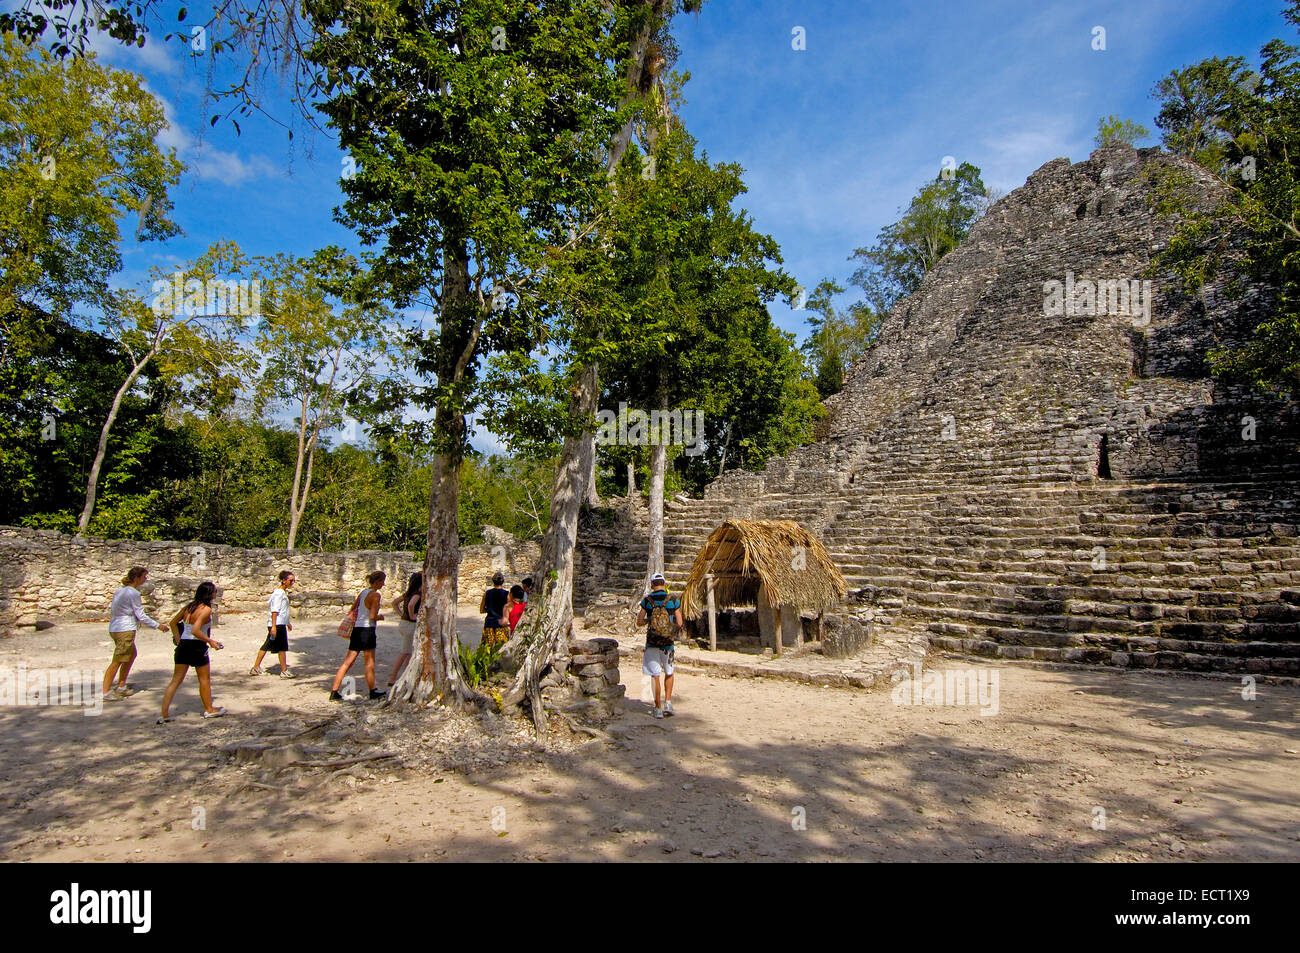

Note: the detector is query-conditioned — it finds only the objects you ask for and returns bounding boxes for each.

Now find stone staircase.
[575,146,1300,678]
[583,473,1300,676]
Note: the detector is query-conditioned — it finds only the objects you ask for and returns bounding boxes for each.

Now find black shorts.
[175,639,210,668]
[349,627,377,652]
[261,625,289,653]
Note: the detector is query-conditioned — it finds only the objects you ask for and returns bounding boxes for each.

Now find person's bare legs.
[651,674,663,710]
[116,646,137,689]
[664,672,674,705]
[332,651,359,691]
[277,651,289,673]
[160,665,188,719]
[387,652,410,686]
[363,651,376,691]
[196,665,218,713]
[102,659,122,697]
[103,630,134,695]
[251,649,267,671]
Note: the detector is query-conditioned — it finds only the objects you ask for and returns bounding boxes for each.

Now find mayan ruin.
[1,0,1297,913]
[579,144,1300,680]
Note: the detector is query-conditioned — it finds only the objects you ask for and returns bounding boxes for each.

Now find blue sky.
[46,0,1292,448]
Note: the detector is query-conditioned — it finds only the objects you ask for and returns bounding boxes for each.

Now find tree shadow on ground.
[1,647,1296,862]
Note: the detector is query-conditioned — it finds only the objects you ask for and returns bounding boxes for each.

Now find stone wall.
[0,525,539,628]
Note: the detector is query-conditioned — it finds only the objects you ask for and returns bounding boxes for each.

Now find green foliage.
[1152,56,1253,169]
[1095,114,1151,148]
[0,1,156,58]
[800,279,883,398]
[849,162,989,314]
[0,34,181,330]
[457,640,502,689]
[1149,2,1300,399]
[458,455,554,544]
[306,0,628,459]
[596,124,816,494]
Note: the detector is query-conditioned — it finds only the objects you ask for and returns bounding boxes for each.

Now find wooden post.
[773,602,783,657]
[706,574,717,652]
[796,608,804,648]
[817,612,824,644]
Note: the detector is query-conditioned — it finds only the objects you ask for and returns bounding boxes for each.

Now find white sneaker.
[652,706,665,719]
[663,700,674,716]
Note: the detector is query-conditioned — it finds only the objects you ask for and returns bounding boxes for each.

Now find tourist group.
[103,566,536,723]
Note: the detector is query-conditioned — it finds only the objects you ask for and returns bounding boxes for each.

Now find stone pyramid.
[579,144,1300,676]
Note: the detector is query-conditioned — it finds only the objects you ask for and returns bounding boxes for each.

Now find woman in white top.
[104,566,167,699]
[250,570,296,677]
[330,570,386,701]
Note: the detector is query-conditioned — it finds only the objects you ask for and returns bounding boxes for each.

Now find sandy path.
[1,612,1297,862]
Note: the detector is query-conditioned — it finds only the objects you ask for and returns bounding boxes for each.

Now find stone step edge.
[613,640,928,692]
[928,646,1300,687]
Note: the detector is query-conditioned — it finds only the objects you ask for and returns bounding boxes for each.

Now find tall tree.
[501,0,701,726]
[1152,56,1253,170]
[1150,2,1300,400]
[600,123,795,595]
[849,161,989,314]
[252,247,399,549]
[77,243,253,534]
[0,34,180,345]
[307,0,625,707]
[800,278,882,398]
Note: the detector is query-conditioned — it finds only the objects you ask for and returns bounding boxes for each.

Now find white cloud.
[86,29,182,78]
[147,85,282,186]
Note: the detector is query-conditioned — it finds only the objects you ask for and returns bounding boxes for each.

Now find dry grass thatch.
[679,519,847,619]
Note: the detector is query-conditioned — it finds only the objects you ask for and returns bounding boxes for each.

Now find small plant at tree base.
[458,641,502,689]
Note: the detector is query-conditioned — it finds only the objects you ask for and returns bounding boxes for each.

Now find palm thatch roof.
[680,519,847,619]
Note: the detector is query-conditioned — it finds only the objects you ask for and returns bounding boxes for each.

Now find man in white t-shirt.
[250,570,296,677]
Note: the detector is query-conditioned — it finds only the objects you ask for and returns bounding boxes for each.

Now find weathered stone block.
[820,613,872,658]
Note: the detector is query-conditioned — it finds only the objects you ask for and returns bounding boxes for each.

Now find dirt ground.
[1,610,1297,862]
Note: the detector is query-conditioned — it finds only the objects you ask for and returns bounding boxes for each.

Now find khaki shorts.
[398,619,416,655]
[109,629,137,663]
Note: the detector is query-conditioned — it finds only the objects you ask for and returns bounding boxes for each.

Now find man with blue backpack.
[637,572,684,719]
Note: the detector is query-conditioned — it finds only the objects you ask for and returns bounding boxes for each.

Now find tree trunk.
[627,456,636,495]
[77,357,148,535]
[388,242,481,708]
[286,396,314,550]
[388,416,472,705]
[288,435,318,551]
[502,0,670,726]
[582,431,601,507]
[636,438,667,600]
[503,360,597,730]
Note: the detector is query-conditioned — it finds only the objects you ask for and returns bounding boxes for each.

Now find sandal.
[202,707,228,719]
[248,667,262,676]
[113,686,137,697]
[156,716,171,724]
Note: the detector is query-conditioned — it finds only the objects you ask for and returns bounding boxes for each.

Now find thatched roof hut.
[680,519,847,620]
